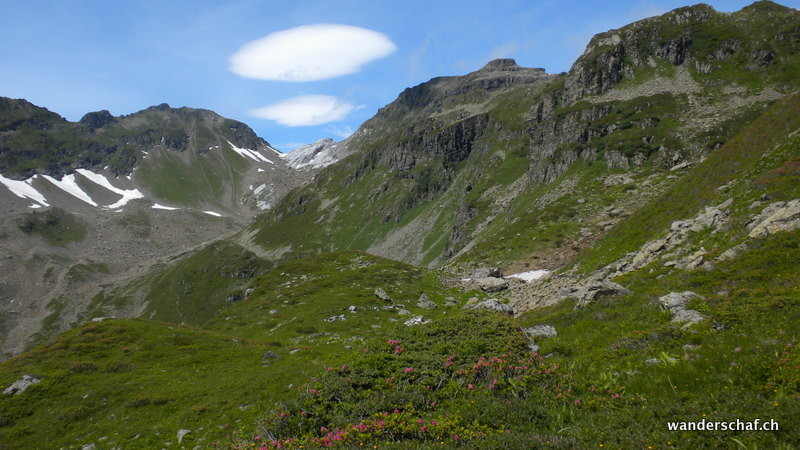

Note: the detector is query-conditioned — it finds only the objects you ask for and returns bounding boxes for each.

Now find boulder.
[177,429,191,444]
[472,267,501,279]
[404,315,430,326]
[672,309,708,325]
[658,291,703,313]
[565,279,631,306]
[472,298,514,314]
[416,293,436,309]
[323,314,347,322]
[658,291,707,326]
[374,288,392,302]
[474,277,509,292]
[524,325,557,338]
[444,297,460,306]
[3,374,40,395]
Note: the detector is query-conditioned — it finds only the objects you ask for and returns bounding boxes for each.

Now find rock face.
[283,138,350,170]
[3,374,40,395]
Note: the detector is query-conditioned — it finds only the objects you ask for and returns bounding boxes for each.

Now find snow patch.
[201,210,223,217]
[504,270,551,282]
[257,168,265,173]
[227,141,274,164]
[75,169,144,209]
[254,184,268,195]
[152,203,180,211]
[0,174,49,207]
[42,174,98,206]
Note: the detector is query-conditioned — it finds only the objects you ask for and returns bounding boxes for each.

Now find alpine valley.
[1,2,800,448]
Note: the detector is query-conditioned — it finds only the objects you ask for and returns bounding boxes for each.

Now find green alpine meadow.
[1,1,800,448]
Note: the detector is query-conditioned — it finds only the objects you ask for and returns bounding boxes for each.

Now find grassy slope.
[0,251,483,449]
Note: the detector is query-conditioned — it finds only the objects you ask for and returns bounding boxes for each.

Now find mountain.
[0,102,305,356]
[248,1,800,271]
[1,1,800,448]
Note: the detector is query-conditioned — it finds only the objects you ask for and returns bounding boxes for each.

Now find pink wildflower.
[468,384,474,390]
[308,389,318,395]
[573,399,581,405]
[404,367,414,374]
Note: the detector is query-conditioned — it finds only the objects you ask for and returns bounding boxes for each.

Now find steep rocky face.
[250,1,800,270]
[564,1,800,103]
[282,138,351,170]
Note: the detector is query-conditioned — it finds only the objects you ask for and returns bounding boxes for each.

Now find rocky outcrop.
[374,288,392,302]
[473,277,509,293]
[416,293,436,309]
[465,298,514,315]
[3,374,40,395]
[563,279,632,307]
[658,291,707,326]
[523,324,557,353]
[747,199,800,237]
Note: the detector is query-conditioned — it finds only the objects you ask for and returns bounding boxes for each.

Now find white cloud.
[230,24,397,82]
[250,95,355,126]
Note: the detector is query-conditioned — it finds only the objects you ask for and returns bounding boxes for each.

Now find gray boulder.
[475,277,509,293]
[472,267,501,279]
[374,288,392,302]
[404,315,430,326]
[524,325,557,338]
[672,309,708,325]
[3,375,40,395]
[177,429,191,444]
[472,298,514,314]
[658,291,703,313]
[565,279,631,306]
[323,314,347,322]
[416,293,436,309]
[444,297,460,306]
[658,291,707,326]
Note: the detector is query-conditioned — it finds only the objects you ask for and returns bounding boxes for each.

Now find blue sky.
[2,0,797,151]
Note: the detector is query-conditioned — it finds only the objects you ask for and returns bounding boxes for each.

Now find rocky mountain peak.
[479,58,524,72]
[79,110,117,130]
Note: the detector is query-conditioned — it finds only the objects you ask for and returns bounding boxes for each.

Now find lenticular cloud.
[230,24,396,82]
[250,95,355,126]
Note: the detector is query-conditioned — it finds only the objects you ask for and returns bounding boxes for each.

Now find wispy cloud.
[326,124,354,139]
[488,42,519,60]
[230,24,397,82]
[250,95,354,126]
